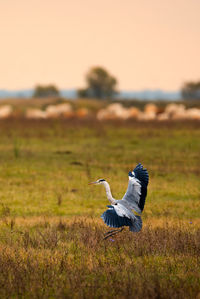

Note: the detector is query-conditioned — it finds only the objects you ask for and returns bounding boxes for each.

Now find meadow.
[0,117,199,298]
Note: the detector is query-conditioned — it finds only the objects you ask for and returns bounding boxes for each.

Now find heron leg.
[103,227,124,240]
[104,228,122,235]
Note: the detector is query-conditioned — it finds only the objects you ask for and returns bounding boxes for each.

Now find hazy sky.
[0,0,200,90]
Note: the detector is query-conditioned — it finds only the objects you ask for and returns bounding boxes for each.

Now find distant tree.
[77,66,118,99]
[77,88,88,98]
[181,81,200,100]
[33,84,60,98]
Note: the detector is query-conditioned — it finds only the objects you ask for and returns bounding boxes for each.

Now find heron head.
[88,179,106,185]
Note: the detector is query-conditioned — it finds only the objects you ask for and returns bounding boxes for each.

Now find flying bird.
[89,163,149,238]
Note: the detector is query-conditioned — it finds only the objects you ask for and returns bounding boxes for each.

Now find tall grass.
[0,218,199,298]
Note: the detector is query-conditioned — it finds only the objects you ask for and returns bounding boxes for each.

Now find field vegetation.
[0,117,199,298]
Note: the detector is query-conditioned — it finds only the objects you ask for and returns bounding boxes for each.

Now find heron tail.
[129,215,142,232]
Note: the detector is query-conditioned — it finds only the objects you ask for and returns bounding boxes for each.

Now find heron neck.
[103,181,116,204]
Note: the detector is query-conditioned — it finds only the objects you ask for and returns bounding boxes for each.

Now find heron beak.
[88,181,98,185]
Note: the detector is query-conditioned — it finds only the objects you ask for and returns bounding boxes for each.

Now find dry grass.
[0,218,199,298]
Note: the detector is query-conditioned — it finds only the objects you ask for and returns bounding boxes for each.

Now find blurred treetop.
[181,81,200,100]
[78,66,118,99]
[33,84,60,98]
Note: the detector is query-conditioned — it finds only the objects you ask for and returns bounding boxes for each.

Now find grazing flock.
[96,103,200,120]
[0,102,200,121]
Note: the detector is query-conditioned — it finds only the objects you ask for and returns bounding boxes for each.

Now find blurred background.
[0,0,200,120]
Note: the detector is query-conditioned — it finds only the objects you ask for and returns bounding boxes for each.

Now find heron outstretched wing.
[101,204,142,232]
[121,163,149,214]
[101,205,132,228]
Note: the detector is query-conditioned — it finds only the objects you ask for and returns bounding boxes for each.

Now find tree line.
[33,66,200,100]
[33,66,117,99]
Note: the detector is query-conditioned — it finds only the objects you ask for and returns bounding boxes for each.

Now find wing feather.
[121,163,149,213]
[101,204,142,232]
[101,205,132,228]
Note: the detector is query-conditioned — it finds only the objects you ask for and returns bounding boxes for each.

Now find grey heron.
[89,163,149,239]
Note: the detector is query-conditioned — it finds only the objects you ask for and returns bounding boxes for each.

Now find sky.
[0,0,200,91]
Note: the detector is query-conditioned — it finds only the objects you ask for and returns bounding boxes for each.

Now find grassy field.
[0,118,199,298]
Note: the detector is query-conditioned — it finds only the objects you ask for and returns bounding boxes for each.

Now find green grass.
[0,119,199,219]
[0,119,199,298]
